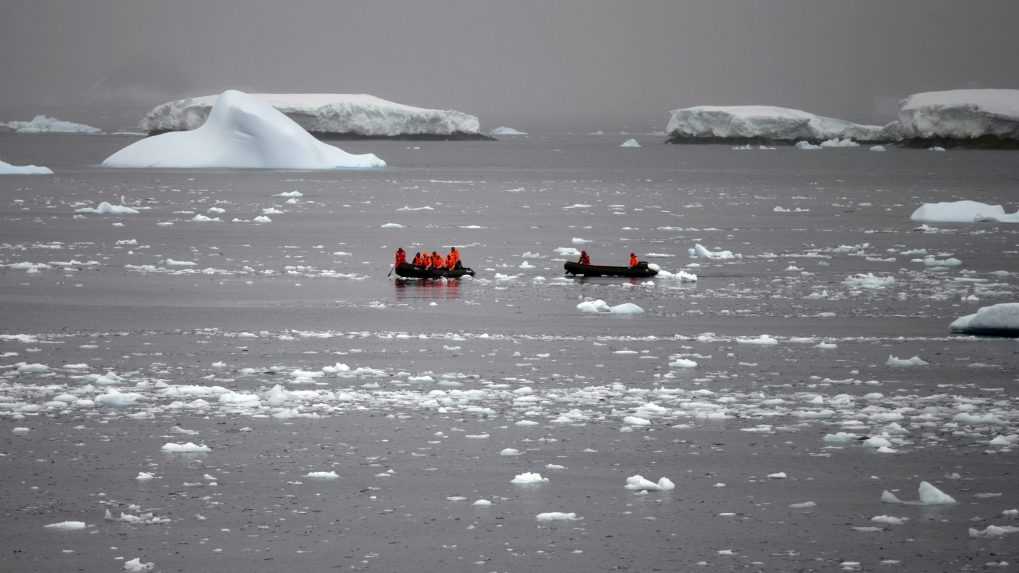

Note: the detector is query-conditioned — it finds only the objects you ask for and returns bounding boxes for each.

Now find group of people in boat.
[577,250,643,268]
[395,246,463,270]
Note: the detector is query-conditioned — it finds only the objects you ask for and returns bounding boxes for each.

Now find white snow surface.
[104,90,385,169]
[140,92,480,137]
[666,105,890,142]
[3,115,101,134]
[0,159,53,175]
[897,89,1019,140]
[910,200,1019,224]
[950,303,1019,335]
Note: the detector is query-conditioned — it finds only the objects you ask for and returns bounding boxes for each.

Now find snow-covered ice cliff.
[103,90,385,169]
[666,106,892,144]
[2,115,101,134]
[140,93,483,139]
[897,89,1019,144]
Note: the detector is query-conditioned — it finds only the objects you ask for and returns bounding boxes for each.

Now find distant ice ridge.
[103,90,385,169]
[3,115,101,134]
[666,105,891,143]
[0,159,52,175]
[897,89,1019,142]
[950,303,1019,337]
[140,92,481,138]
[910,200,1019,224]
[491,126,527,136]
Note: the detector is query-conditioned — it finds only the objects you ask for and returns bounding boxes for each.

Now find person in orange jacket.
[395,248,407,267]
[412,252,422,266]
[447,246,460,270]
[578,250,591,265]
[431,251,443,269]
[629,252,639,268]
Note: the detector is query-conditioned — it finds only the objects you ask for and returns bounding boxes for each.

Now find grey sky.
[1,0,1016,129]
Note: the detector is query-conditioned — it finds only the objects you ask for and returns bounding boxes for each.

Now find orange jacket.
[395,249,406,266]
[629,254,639,267]
[431,253,443,268]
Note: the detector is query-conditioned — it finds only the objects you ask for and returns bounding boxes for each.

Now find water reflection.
[393,278,462,301]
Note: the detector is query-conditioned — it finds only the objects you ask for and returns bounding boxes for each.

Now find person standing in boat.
[578,250,591,265]
[446,246,460,270]
[629,252,639,268]
[395,248,407,267]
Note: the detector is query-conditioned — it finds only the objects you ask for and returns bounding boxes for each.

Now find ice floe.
[950,303,1019,336]
[3,115,101,134]
[576,300,644,314]
[160,442,211,454]
[624,475,675,491]
[910,200,1019,224]
[881,481,956,505]
[0,158,53,175]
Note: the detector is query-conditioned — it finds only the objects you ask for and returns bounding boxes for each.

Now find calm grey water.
[2,133,1018,572]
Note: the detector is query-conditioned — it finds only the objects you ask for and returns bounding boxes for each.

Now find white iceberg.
[491,126,527,136]
[140,92,481,138]
[0,159,53,175]
[624,475,675,491]
[535,512,580,522]
[910,200,1019,224]
[75,201,139,215]
[885,355,928,367]
[689,243,738,260]
[620,138,641,148]
[666,105,890,143]
[950,303,1019,337]
[3,115,101,134]
[880,481,956,505]
[161,442,211,453]
[103,90,384,169]
[897,89,1019,142]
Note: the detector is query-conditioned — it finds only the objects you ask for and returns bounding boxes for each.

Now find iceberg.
[491,126,527,136]
[0,159,53,175]
[950,303,1019,337]
[102,90,385,169]
[620,138,641,148]
[3,115,101,134]
[140,93,483,139]
[897,89,1019,145]
[910,200,1019,224]
[666,105,891,144]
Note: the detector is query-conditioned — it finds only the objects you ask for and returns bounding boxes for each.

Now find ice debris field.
[1,132,1018,572]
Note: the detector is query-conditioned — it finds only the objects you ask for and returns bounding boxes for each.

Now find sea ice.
[123,557,155,572]
[576,300,644,314]
[103,90,385,169]
[910,200,1019,224]
[75,201,140,215]
[950,303,1019,336]
[886,355,928,367]
[305,471,339,480]
[511,472,548,485]
[881,481,956,505]
[44,521,86,530]
[624,475,675,491]
[620,138,641,148]
[161,442,211,454]
[491,126,527,135]
[897,89,1019,141]
[0,159,53,175]
[535,512,580,521]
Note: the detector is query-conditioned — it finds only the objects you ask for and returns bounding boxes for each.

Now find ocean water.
[1,133,1018,572]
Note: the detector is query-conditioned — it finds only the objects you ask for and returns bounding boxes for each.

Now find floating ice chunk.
[104,90,385,169]
[472,499,493,506]
[95,391,142,408]
[820,138,859,148]
[989,435,1018,446]
[669,358,698,368]
[44,521,86,530]
[499,448,521,456]
[571,237,591,245]
[12,427,30,434]
[862,436,893,449]
[789,501,816,509]
[576,299,644,314]
[843,273,896,289]
[736,334,778,345]
[252,215,272,223]
[881,481,956,505]
[649,264,698,282]
[511,472,548,485]
[910,200,1019,224]
[380,222,404,228]
[625,475,675,491]
[491,126,527,136]
[74,201,140,215]
[767,472,788,479]
[554,247,581,256]
[161,442,211,454]
[105,509,170,525]
[276,190,303,198]
[620,138,641,148]
[622,416,651,426]
[795,141,821,150]
[950,303,1019,336]
[192,214,220,222]
[535,512,580,521]
[886,355,928,367]
[871,515,907,525]
[136,472,156,481]
[969,525,1019,538]
[16,362,49,373]
[689,243,738,259]
[124,558,155,572]
[305,471,339,480]
[953,412,1005,425]
[870,145,887,152]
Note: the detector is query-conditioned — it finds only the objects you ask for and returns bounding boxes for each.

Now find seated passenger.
[431,251,443,269]
[447,246,460,269]
[629,252,639,268]
[395,248,406,267]
[578,250,591,266]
